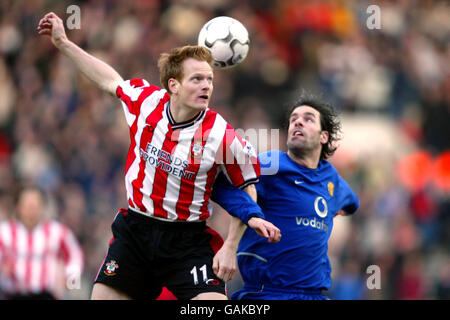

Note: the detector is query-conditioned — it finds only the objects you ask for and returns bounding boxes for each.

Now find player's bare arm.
[212,184,281,281]
[37,12,123,96]
[244,184,281,243]
[212,215,245,282]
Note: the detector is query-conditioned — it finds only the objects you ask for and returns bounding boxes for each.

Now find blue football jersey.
[212,150,359,296]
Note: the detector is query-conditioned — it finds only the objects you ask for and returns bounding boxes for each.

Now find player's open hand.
[248,217,281,243]
[37,12,68,48]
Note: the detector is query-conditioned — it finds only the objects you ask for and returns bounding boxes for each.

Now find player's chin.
[287,138,304,149]
[194,100,209,110]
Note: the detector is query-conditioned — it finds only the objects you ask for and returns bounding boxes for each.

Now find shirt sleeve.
[337,176,359,215]
[218,124,261,189]
[211,172,265,225]
[116,78,151,124]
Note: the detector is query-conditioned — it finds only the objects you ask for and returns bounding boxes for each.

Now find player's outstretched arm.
[242,184,281,243]
[37,12,123,96]
[212,184,281,281]
[247,217,281,243]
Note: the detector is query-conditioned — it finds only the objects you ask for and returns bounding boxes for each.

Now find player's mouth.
[198,94,209,101]
[292,129,304,137]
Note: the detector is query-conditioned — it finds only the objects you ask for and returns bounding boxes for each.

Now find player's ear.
[168,78,179,94]
[320,130,329,145]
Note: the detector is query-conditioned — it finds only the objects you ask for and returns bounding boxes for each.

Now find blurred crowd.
[0,0,448,299]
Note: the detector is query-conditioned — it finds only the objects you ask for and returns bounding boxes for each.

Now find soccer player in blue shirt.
[212,93,359,300]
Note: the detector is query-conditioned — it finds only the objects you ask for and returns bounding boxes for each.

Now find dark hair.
[286,92,342,160]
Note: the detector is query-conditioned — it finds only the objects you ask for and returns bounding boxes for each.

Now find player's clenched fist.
[37,12,67,48]
[248,218,281,243]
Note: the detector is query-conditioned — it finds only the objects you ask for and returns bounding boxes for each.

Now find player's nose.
[201,80,212,90]
[293,117,304,128]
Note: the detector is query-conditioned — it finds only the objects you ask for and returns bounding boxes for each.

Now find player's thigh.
[91,283,131,300]
[94,211,162,300]
[191,292,228,300]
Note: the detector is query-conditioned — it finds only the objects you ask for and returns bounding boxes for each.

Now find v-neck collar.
[166,102,206,130]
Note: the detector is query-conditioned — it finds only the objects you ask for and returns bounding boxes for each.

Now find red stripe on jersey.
[118,85,137,178]
[40,222,50,292]
[199,164,219,220]
[10,221,18,289]
[128,197,135,209]
[120,84,161,177]
[221,124,246,187]
[59,226,69,264]
[25,230,33,290]
[130,90,169,213]
[116,85,134,115]
[130,78,144,88]
[175,112,217,220]
[151,128,180,219]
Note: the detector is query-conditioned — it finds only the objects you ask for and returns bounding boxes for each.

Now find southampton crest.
[104,260,119,276]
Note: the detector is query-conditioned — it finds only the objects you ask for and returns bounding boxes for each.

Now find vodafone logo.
[314,196,328,218]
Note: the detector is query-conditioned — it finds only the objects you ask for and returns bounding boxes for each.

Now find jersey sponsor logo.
[314,196,328,218]
[295,180,304,185]
[295,196,329,232]
[104,260,119,276]
[295,216,329,233]
[140,143,196,180]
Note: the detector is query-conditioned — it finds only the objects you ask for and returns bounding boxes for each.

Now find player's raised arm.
[37,12,123,96]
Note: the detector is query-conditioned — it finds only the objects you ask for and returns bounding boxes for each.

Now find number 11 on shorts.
[190,264,207,285]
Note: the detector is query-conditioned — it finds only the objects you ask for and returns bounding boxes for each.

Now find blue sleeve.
[338,177,359,215]
[211,172,265,225]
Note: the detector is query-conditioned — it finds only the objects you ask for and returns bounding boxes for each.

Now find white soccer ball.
[198,16,250,68]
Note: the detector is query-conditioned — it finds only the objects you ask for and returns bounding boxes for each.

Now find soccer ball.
[198,16,250,68]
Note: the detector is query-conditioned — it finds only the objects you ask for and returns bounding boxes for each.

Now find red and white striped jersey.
[0,220,83,298]
[116,79,260,222]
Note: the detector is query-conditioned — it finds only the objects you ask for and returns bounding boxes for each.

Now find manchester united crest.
[104,260,119,276]
[328,182,334,197]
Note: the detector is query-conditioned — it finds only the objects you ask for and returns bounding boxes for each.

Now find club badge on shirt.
[328,182,334,197]
[191,142,204,159]
[104,260,119,276]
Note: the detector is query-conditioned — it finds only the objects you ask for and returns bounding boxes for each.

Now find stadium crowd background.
[0,0,448,299]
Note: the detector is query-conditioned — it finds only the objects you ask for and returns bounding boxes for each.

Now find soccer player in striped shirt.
[37,13,280,300]
[212,94,360,300]
[0,187,83,300]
